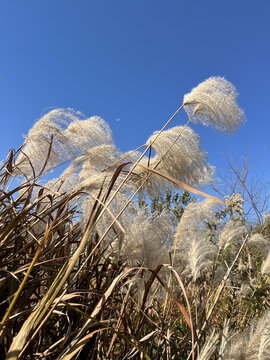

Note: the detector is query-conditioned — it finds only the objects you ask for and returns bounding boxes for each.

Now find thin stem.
[101,144,147,172]
[92,103,185,226]
[186,234,249,360]
[71,104,187,281]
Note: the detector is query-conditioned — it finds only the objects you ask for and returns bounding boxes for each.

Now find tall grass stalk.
[2,77,270,360]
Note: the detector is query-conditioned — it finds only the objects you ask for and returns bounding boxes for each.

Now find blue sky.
[1,0,270,188]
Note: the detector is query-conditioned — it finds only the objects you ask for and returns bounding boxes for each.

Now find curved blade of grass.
[136,264,195,360]
[61,328,110,360]
[5,192,84,359]
[62,324,153,360]
[106,284,131,357]
[34,162,130,328]
[153,267,191,329]
[138,164,225,204]
[136,264,163,330]
[0,149,13,197]
[57,267,137,359]
[0,202,66,333]
[163,264,195,360]
[7,164,128,359]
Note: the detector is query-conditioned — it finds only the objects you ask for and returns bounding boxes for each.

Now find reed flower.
[78,145,122,181]
[218,319,231,359]
[261,251,270,274]
[174,199,219,280]
[197,332,219,360]
[64,115,113,151]
[247,233,269,254]
[218,220,245,251]
[120,210,175,268]
[146,126,209,183]
[133,126,213,197]
[183,77,246,134]
[14,109,114,178]
[223,310,270,360]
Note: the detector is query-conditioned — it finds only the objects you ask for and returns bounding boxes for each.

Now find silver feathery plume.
[174,199,220,281]
[223,310,270,360]
[183,77,246,134]
[14,109,114,178]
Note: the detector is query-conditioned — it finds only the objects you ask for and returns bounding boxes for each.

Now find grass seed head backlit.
[183,77,246,133]
[2,77,269,360]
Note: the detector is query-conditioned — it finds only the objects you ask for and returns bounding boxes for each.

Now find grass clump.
[0,77,270,359]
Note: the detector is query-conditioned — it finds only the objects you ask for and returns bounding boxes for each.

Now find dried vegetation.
[0,77,270,359]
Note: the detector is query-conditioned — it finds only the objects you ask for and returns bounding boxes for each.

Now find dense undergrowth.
[0,77,270,359]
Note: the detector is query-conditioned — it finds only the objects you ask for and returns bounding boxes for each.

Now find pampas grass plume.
[183,77,246,134]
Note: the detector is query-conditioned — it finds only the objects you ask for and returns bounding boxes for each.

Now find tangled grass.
[0,77,270,359]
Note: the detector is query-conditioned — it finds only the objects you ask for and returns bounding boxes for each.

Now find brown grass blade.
[0,204,65,333]
[106,284,131,357]
[57,267,137,359]
[137,164,226,204]
[0,149,13,197]
[61,328,110,360]
[102,161,131,203]
[136,264,163,330]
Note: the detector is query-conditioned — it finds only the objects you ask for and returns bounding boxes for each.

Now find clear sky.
[1,1,270,187]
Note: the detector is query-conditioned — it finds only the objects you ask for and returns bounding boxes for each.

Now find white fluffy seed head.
[174,199,220,281]
[175,199,219,248]
[64,115,113,151]
[183,77,246,134]
[78,145,122,181]
[218,220,245,251]
[121,210,175,268]
[248,233,270,254]
[197,332,219,360]
[14,109,114,178]
[146,126,208,183]
[261,251,270,275]
[223,310,270,360]
[132,126,213,197]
